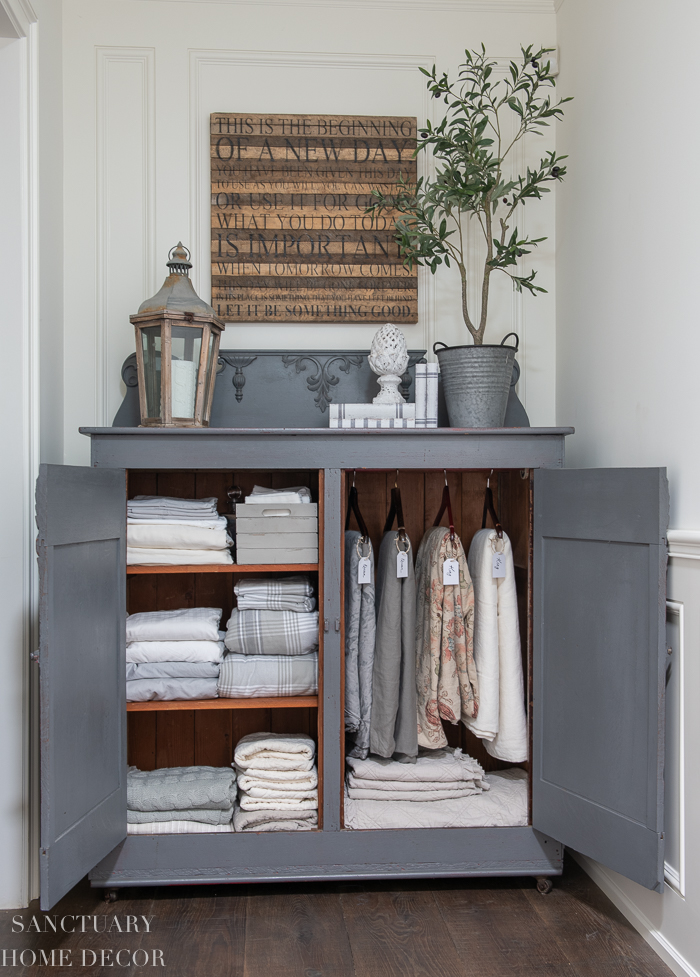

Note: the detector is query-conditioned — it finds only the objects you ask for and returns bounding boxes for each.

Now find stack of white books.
[328,403,416,428]
[414,363,439,428]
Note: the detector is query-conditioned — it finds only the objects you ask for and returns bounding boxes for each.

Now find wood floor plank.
[433,883,572,977]
[243,889,355,977]
[523,860,671,977]
[341,887,466,977]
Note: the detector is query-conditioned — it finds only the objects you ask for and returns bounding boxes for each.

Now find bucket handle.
[433,341,448,354]
[501,332,519,351]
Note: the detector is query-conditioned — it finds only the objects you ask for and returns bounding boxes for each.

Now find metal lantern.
[131,243,224,427]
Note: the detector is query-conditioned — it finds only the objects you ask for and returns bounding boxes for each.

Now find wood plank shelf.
[126,563,319,574]
[126,695,318,712]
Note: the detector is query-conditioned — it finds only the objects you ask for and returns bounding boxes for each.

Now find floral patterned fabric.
[415,527,478,749]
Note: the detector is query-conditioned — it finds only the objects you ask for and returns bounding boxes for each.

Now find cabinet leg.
[535,876,553,895]
[103,889,119,903]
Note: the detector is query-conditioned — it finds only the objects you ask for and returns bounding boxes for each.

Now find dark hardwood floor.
[0,855,673,976]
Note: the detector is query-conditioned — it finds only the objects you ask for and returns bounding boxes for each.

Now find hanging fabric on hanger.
[369,474,418,762]
[415,476,479,749]
[344,475,376,760]
[466,476,527,762]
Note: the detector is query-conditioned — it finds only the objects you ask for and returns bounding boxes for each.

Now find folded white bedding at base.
[127,547,233,566]
[234,732,316,771]
[126,608,222,643]
[127,820,234,834]
[127,523,232,551]
[217,652,318,697]
[343,768,528,830]
[126,678,218,701]
[128,516,227,530]
[126,662,221,680]
[233,805,318,832]
[126,637,225,665]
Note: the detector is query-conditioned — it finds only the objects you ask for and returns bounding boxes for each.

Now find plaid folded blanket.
[217,653,318,698]
[225,609,318,656]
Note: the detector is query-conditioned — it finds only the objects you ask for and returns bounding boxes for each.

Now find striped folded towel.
[224,608,319,656]
[234,575,315,612]
[218,653,318,698]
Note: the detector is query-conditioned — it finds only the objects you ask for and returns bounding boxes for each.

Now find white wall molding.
[189,48,438,354]
[668,531,700,561]
[95,47,155,426]
[665,599,685,898]
[0,0,36,39]
[573,854,698,977]
[135,0,555,13]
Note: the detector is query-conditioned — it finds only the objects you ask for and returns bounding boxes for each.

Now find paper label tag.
[357,556,371,584]
[397,551,409,578]
[443,558,459,585]
[492,552,506,578]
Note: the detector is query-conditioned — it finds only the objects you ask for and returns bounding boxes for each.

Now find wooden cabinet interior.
[125,467,324,827]
[340,468,532,824]
[125,465,530,834]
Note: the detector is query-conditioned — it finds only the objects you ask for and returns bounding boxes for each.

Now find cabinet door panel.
[37,465,127,909]
[533,468,668,891]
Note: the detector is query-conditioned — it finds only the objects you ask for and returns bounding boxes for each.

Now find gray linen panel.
[344,531,376,759]
[369,531,418,760]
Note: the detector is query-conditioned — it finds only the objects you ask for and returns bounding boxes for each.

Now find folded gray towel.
[127,766,236,813]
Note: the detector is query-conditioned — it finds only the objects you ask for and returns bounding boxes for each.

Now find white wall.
[0,13,36,910]
[556,0,700,973]
[60,0,559,464]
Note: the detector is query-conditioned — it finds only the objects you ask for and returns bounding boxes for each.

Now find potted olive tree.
[370,45,571,427]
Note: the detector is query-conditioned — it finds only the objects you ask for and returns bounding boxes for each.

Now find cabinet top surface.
[81,426,574,438]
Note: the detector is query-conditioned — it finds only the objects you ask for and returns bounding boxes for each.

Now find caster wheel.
[536,877,553,895]
[104,889,119,903]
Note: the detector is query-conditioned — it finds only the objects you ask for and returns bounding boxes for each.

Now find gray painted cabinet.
[36,428,668,909]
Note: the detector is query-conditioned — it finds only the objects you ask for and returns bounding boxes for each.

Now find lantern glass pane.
[171,325,203,418]
[140,327,162,418]
[202,332,216,418]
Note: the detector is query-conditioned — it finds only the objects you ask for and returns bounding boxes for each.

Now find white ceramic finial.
[368,324,409,404]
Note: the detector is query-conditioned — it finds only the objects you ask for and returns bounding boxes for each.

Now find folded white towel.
[126,608,222,643]
[234,732,315,771]
[233,765,317,785]
[245,485,312,505]
[238,785,318,801]
[238,794,317,811]
[127,547,233,566]
[126,638,224,664]
[237,772,318,794]
[127,524,232,551]
[128,516,228,530]
[129,495,219,515]
[233,805,317,832]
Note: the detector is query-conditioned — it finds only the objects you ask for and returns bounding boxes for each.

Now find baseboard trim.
[572,853,699,977]
[667,530,700,561]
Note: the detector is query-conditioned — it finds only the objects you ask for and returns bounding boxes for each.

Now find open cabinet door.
[36,465,127,910]
[532,468,668,891]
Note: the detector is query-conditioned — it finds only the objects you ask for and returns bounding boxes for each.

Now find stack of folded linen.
[344,766,528,831]
[218,577,318,698]
[345,749,487,801]
[233,732,318,831]
[126,607,224,701]
[127,765,236,834]
[244,485,312,505]
[127,495,233,566]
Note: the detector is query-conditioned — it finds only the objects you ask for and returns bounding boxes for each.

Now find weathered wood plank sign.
[210,114,417,324]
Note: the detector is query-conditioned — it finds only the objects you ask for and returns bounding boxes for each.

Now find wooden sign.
[210,114,417,324]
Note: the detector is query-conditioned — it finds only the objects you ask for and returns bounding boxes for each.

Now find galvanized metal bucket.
[434,333,518,428]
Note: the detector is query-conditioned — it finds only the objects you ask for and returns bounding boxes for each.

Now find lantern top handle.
[167,242,192,275]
